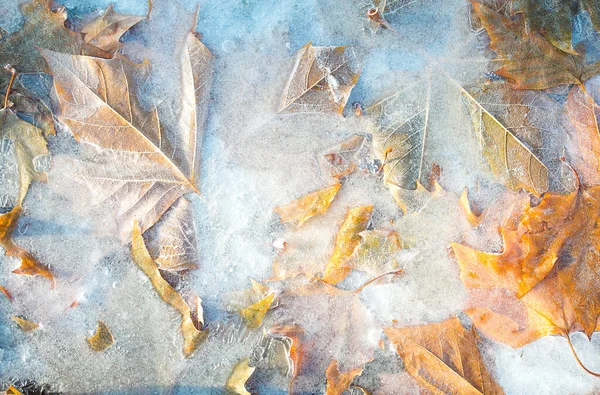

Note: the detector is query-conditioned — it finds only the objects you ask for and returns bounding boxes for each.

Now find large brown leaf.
[81,4,146,54]
[473,1,600,90]
[384,317,504,394]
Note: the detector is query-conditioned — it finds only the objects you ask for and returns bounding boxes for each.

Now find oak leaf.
[87,321,114,351]
[384,316,504,394]
[131,220,208,357]
[274,183,341,228]
[473,1,600,90]
[278,42,360,114]
[81,4,146,53]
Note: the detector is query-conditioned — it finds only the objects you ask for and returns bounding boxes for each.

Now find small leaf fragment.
[2,385,24,395]
[225,357,256,395]
[81,4,145,53]
[131,220,208,357]
[322,205,373,284]
[87,321,114,352]
[320,135,371,179]
[11,316,39,332]
[325,359,364,395]
[274,183,341,228]
[239,293,275,329]
[0,286,12,302]
[278,42,360,114]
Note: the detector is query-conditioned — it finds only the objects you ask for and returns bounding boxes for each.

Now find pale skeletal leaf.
[81,4,145,53]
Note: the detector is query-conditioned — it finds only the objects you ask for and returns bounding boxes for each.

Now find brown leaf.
[278,42,360,114]
[131,220,208,357]
[81,4,145,53]
[87,321,114,351]
[42,30,212,241]
[0,206,53,284]
[384,316,504,394]
[325,359,364,395]
[322,205,373,285]
[274,183,341,228]
[473,1,600,90]
[11,315,40,332]
[268,324,305,393]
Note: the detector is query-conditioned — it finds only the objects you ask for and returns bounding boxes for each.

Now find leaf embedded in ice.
[42,30,213,241]
[0,206,53,284]
[320,135,372,179]
[239,293,275,329]
[325,359,364,395]
[225,357,256,395]
[2,385,24,395]
[322,205,373,285]
[274,183,341,228]
[81,4,145,53]
[87,321,114,351]
[278,42,361,114]
[143,197,199,272]
[351,229,401,275]
[473,1,600,90]
[131,220,208,358]
[11,316,39,332]
[384,316,505,394]
[461,87,548,196]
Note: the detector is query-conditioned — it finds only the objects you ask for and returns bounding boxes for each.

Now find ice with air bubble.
[1,0,600,393]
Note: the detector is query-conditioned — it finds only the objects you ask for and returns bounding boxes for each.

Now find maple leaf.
[131,220,208,357]
[81,4,146,54]
[384,316,504,394]
[87,321,114,352]
[278,42,361,114]
[453,185,600,373]
[42,30,212,269]
[473,1,600,90]
[0,0,111,92]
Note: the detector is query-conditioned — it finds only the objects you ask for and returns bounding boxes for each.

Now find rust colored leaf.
[225,357,255,395]
[473,1,600,90]
[566,85,600,187]
[274,183,341,228]
[278,42,360,114]
[87,321,114,352]
[268,324,305,393]
[0,286,12,302]
[11,316,39,332]
[0,206,53,284]
[322,205,373,285]
[42,31,212,243]
[325,359,364,395]
[239,293,275,329]
[384,317,504,394]
[81,4,145,53]
[131,220,208,357]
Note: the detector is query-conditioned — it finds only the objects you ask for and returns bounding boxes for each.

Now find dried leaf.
[384,317,504,394]
[322,205,373,285]
[0,0,111,91]
[0,285,12,302]
[325,360,364,395]
[0,206,53,284]
[566,85,600,187]
[473,1,600,90]
[42,31,212,241]
[81,4,145,53]
[2,385,24,395]
[268,324,305,393]
[87,321,114,352]
[11,316,39,332]
[239,293,275,329]
[131,220,208,357]
[461,88,548,196]
[320,135,371,179]
[351,229,401,275]
[225,357,255,395]
[278,42,360,114]
[274,183,341,228]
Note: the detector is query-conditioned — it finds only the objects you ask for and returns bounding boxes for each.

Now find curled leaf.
[278,42,360,114]
[225,357,256,395]
[87,321,114,352]
[384,317,504,394]
[11,316,39,332]
[131,220,208,357]
[81,4,145,53]
[322,205,373,284]
[274,183,341,228]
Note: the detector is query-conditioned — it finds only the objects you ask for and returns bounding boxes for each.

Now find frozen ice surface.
[1,0,600,393]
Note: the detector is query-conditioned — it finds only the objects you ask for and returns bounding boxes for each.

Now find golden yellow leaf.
[131,220,208,357]
[81,4,145,53]
[274,183,341,228]
[2,385,24,395]
[87,321,114,352]
[351,229,401,275]
[11,316,39,332]
[322,205,373,285]
[384,317,504,394]
[278,42,360,114]
[225,357,255,395]
[239,293,275,329]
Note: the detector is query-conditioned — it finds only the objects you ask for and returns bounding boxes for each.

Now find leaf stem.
[3,64,16,110]
[565,333,600,377]
[353,269,403,294]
